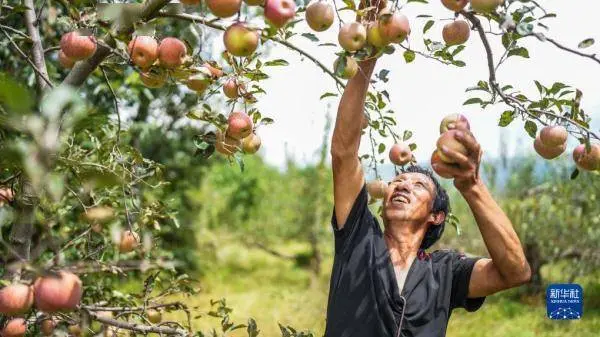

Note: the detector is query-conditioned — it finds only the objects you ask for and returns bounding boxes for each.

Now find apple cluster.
[0,271,82,337]
[215,111,262,157]
[532,125,600,171]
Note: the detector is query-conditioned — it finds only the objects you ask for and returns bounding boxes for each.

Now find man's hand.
[432,128,483,192]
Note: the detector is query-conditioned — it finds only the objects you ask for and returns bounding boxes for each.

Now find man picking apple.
[326,56,531,336]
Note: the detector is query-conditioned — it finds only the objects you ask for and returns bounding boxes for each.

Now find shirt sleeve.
[330,183,371,255]
[449,250,486,312]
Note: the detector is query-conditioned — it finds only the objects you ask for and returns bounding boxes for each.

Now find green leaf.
[377,69,390,83]
[534,80,544,95]
[498,110,516,127]
[0,73,33,114]
[452,60,466,67]
[403,50,416,63]
[578,38,595,49]
[524,121,537,139]
[378,143,385,154]
[409,143,417,151]
[319,92,337,100]
[423,20,434,34]
[507,47,529,58]
[264,59,289,66]
[403,130,412,141]
[301,32,319,42]
[463,97,483,105]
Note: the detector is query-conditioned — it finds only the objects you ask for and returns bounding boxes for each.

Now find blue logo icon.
[546,284,583,320]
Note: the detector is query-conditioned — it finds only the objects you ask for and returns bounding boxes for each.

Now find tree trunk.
[524,241,544,294]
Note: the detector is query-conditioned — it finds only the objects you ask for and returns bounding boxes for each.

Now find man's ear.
[428,211,446,226]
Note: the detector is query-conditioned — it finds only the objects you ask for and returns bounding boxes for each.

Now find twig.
[524,33,600,66]
[101,66,122,144]
[86,310,189,336]
[0,28,54,88]
[0,24,31,40]
[22,0,51,92]
[397,44,453,65]
[43,46,60,54]
[83,302,184,313]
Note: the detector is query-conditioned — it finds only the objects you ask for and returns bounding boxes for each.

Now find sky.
[224,0,600,174]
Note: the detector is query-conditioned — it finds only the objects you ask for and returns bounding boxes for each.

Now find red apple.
[431,150,454,179]
[305,1,334,32]
[470,0,504,14]
[439,113,470,134]
[242,133,261,154]
[223,23,259,57]
[1,318,27,337]
[215,130,241,156]
[436,129,468,163]
[207,0,242,18]
[157,37,187,69]
[264,0,297,28]
[119,230,139,253]
[34,271,82,313]
[534,135,565,160]
[539,125,568,147]
[389,143,412,166]
[441,0,469,12]
[367,22,390,48]
[60,31,96,61]
[333,56,358,79]
[338,22,367,52]
[139,70,167,88]
[367,180,387,199]
[0,284,33,315]
[573,143,600,171]
[223,78,244,99]
[128,36,158,69]
[442,20,470,46]
[226,112,253,140]
[58,50,75,68]
[378,11,410,43]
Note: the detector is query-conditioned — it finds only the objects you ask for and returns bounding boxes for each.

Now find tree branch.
[525,33,600,66]
[62,0,170,87]
[83,302,184,313]
[156,12,345,88]
[87,310,189,336]
[463,11,599,141]
[0,28,53,89]
[23,0,51,92]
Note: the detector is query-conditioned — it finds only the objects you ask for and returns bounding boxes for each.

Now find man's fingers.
[432,161,468,178]
[439,146,472,169]
[454,130,481,157]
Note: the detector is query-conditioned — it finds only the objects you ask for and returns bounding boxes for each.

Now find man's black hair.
[402,165,451,250]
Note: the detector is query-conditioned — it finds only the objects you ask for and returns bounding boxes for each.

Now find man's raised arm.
[331,59,377,229]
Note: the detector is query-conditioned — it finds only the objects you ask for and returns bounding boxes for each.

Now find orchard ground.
[116,235,600,336]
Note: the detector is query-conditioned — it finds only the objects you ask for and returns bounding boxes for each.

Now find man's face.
[382,172,437,226]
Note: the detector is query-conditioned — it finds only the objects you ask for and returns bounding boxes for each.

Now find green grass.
[170,237,600,337]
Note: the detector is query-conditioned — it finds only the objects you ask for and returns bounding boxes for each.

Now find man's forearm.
[460,182,531,284]
[331,60,376,158]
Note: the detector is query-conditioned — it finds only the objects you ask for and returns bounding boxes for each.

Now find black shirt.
[325,184,486,337]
